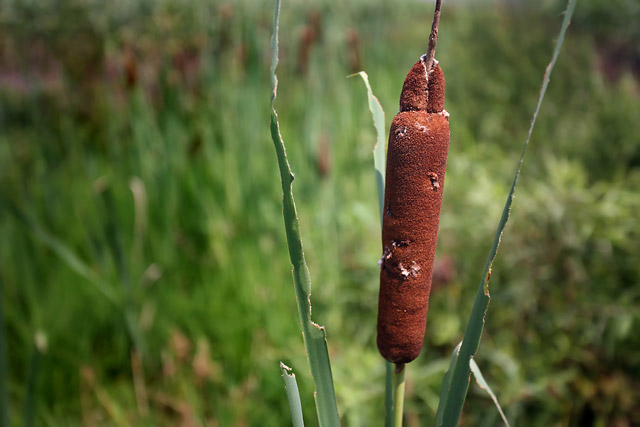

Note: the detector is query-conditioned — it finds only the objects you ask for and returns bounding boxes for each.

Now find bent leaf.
[352,71,393,427]
[470,359,510,427]
[352,71,386,223]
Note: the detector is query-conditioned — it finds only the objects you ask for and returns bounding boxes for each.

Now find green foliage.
[280,363,305,427]
[353,71,393,427]
[269,1,339,424]
[0,0,638,425]
[353,71,386,224]
[437,1,577,425]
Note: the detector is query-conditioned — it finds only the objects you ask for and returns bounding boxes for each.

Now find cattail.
[377,55,450,364]
[347,29,362,73]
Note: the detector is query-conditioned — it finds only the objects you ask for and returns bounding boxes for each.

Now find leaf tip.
[280,362,295,377]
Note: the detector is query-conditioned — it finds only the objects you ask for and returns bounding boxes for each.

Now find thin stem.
[131,350,149,417]
[385,361,393,427]
[23,341,41,427]
[392,363,406,427]
[423,0,442,72]
[0,278,8,427]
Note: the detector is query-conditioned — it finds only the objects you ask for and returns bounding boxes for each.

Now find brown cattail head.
[377,57,450,364]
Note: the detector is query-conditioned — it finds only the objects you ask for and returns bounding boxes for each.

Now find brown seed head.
[377,57,449,364]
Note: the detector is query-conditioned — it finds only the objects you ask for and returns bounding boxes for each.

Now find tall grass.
[269,0,339,423]
[0,277,8,427]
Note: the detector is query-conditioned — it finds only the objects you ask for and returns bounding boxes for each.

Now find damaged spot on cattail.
[398,263,409,278]
[398,261,421,279]
[386,203,393,216]
[379,246,393,270]
[391,240,410,248]
[427,172,440,191]
[394,126,407,137]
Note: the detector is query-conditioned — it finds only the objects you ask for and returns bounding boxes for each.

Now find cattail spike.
[377,56,450,364]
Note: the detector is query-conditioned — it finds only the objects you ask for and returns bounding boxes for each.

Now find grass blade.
[351,71,393,427]
[3,202,118,305]
[352,71,386,222]
[0,277,8,427]
[280,362,305,427]
[269,1,340,425]
[469,359,510,427]
[437,0,578,425]
[435,342,461,426]
[23,331,46,427]
[23,348,39,427]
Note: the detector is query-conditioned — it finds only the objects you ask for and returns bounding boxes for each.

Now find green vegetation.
[269,0,339,423]
[0,0,638,425]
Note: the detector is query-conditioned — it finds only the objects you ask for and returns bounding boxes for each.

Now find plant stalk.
[385,361,393,427]
[392,363,406,427]
[423,0,442,72]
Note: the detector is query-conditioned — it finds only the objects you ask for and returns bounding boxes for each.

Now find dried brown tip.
[399,61,428,112]
[426,61,445,113]
[399,58,445,113]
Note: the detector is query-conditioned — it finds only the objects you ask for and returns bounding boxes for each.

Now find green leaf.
[352,71,386,223]
[436,0,578,425]
[0,277,8,427]
[435,342,461,427]
[269,1,340,426]
[351,70,393,427]
[280,362,305,427]
[24,331,47,427]
[470,359,510,427]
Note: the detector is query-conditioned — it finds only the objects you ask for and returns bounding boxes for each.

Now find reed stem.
[392,363,406,427]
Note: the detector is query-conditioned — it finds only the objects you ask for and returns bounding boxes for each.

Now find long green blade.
[469,359,510,427]
[3,202,117,304]
[280,363,305,427]
[269,1,340,426]
[352,71,393,427]
[353,71,386,222]
[23,332,46,427]
[0,277,8,427]
[436,0,577,425]
[435,342,461,427]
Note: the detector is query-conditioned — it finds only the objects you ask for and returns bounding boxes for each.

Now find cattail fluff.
[377,55,450,364]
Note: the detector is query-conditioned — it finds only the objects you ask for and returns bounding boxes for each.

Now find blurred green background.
[1,0,639,425]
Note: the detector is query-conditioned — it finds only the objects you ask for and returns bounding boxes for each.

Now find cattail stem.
[423,0,442,72]
[385,361,393,427]
[392,364,406,427]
